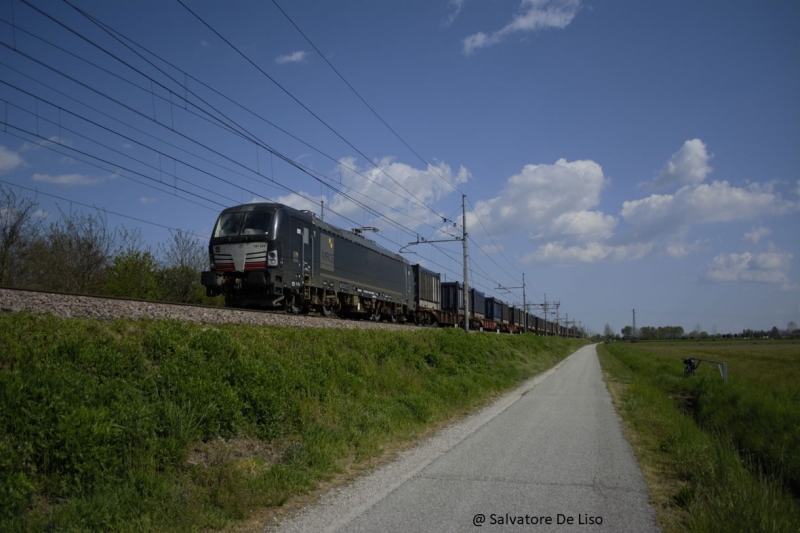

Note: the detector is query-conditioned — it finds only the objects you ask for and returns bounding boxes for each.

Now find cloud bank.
[705,249,794,289]
[468,139,797,270]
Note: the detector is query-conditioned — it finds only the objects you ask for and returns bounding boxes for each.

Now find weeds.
[598,341,800,533]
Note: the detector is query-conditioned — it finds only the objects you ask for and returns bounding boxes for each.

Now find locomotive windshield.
[213,211,272,238]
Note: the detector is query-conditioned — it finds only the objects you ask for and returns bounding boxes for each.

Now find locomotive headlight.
[267,250,278,267]
[209,252,215,270]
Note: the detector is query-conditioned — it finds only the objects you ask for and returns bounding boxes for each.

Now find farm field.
[0,312,586,533]
[598,340,800,533]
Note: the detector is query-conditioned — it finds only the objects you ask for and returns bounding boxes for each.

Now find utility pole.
[462,194,469,333]
[522,273,527,332]
[320,200,324,221]
[543,294,548,336]
[632,309,636,340]
[555,302,561,335]
[398,197,468,333]
[496,274,528,332]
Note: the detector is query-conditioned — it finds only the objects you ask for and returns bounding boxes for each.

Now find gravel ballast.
[0,288,415,331]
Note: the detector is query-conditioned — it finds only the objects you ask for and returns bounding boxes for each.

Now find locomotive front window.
[242,211,272,235]
[213,211,273,238]
[214,213,243,237]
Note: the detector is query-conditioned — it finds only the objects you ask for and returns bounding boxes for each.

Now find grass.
[597,340,800,533]
[0,312,586,532]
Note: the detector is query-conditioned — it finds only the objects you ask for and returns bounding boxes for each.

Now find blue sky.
[1,0,798,335]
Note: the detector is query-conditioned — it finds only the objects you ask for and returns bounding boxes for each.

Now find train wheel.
[321,305,334,317]
[286,295,300,314]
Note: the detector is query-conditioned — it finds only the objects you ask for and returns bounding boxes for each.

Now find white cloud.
[551,210,617,242]
[644,139,712,191]
[33,209,50,220]
[262,192,326,215]
[445,0,466,26]
[744,226,771,244]
[276,51,307,64]
[463,32,496,54]
[200,40,209,47]
[19,136,72,152]
[463,0,580,54]
[31,173,111,186]
[665,241,701,258]
[522,241,651,264]
[0,146,25,174]
[330,157,469,232]
[140,197,157,204]
[467,158,607,237]
[705,250,793,287]
[621,180,797,240]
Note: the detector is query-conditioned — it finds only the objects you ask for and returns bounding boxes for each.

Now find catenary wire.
[173,0,452,225]
[8,4,462,241]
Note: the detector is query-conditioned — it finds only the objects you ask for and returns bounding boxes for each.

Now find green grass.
[0,313,585,532]
[598,340,800,533]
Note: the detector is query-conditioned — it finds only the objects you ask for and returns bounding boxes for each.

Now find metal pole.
[462,194,469,332]
[543,294,548,336]
[522,273,527,332]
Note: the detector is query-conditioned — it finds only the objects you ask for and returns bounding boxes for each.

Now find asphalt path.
[267,344,660,533]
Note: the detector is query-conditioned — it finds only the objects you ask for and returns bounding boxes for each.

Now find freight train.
[201,202,579,336]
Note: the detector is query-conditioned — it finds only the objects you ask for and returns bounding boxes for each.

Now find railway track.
[0,286,414,331]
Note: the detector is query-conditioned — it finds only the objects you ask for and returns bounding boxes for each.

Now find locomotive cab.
[201,203,289,308]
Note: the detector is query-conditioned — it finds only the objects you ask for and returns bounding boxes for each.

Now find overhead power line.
[173,0,451,226]
[0,177,211,240]
[23,0,462,243]
[269,0,462,196]
[269,0,529,284]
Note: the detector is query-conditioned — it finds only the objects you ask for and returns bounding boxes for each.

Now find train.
[200,202,580,336]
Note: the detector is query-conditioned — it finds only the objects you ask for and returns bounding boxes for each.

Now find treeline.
[0,186,221,305]
[602,322,799,342]
[620,325,684,340]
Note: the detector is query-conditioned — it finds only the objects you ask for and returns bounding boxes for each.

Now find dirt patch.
[187,436,286,471]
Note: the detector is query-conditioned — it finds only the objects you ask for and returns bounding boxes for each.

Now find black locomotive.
[201,202,577,335]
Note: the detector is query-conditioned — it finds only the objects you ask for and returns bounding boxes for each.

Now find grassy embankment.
[598,341,800,533]
[0,312,586,532]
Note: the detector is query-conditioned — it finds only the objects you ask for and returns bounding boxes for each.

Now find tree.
[157,229,211,304]
[0,186,43,286]
[603,323,614,341]
[621,325,632,338]
[104,249,160,300]
[27,207,122,293]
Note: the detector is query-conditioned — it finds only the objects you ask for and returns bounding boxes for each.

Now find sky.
[0,0,798,336]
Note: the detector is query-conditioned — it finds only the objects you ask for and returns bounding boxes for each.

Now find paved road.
[268,344,659,533]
